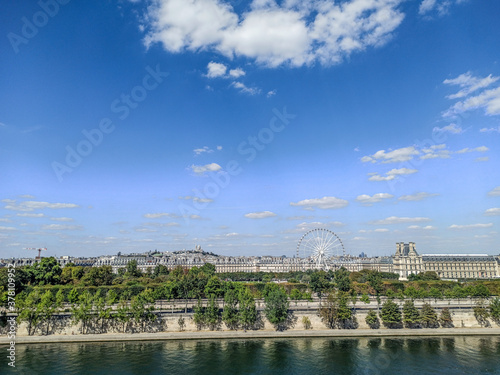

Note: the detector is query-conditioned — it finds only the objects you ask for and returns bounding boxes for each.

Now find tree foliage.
[380,300,402,328]
[264,284,290,331]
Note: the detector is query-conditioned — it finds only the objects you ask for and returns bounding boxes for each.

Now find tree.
[239,288,257,331]
[428,287,442,301]
[402,300,420,328]
[439,307,453,328]
[334,267,351,292]
[39,290,56,335]
[94,291,112,333]
[68,288,79,304]
[264,285,290,331]
[380,300,402,328]
[115,298,130,333]
[200,263,216,277]
[319,292,355,329]
[17,290,42,336]
[420,303,439,328]
[310,271,330,304]
[365,310,380,329]
[81,266,114,286]
[71,290,93,334]
[473,284,490,298]
[178,316,186,331]
[204,276,223,298]
[153,264,169,278]
[31,257,62,285]
[106,289,118,306]
[360,294,370,304]
[302,316,312,330]
[126,260,142,278]
[193,299,205,330]
[290,288,302,306]
[366,271,383,296]
[474,300,490,327]
[205,295,221,331]
[490,297,500,324]
[222,288,239,330]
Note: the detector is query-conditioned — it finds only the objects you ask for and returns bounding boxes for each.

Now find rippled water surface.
[4,336,500,375]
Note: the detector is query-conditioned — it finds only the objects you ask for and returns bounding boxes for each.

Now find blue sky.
[1,0,500,259]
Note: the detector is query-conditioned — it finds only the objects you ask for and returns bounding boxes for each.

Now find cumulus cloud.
[143,213,180,219]
[356,193,393,205]
[231,81,261,95]
[432,123,463,134]
[244,211,277,219]
[368,168,417,182]
[443,72,500,117]
[369,216,431,225]
[50,217,74,222]
[41,224,83,231]
[143,0,405,67]
[455,146,489,154]
[189,163,222,175]
[2,199,79,212]
[361,146,419,164]
[229,68,245,78]
[398,192,439,201]
[193,146,214,155]
[488,186,500,196]
[408,225,435,230]
[290,196,348,210]
[266,89,277,98]
[16,213,45,218]
[479,126,500,133]
[484,208,500,216]
[419,0,468,16]
[449,223,493,229]
[0,226,17,231]
[206,61,227,78]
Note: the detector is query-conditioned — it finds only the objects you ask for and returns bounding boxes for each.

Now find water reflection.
[4,336,500,375]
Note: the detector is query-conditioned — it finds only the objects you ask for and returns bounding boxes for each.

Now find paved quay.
[2,328,500,345]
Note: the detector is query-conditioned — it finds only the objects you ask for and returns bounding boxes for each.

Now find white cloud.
[41,224,83,230]
[216,145,223,150]
[229,68,245,78]
[50,217,74,222]
[408,225,436,230]
[244,211,277,219]
[193,146,214,155]
[2,199,79,212]
[231,81,261,95]
[290,196,349,210]
[368,174,394,181]
[398,192,439,201]
[179,196,214,203]
[356,193,393,205]
[16,213,45,218]
[190,163,222,175]
[266,89,277,98]
[143,0,405,68]
[143,213,179,219]
[484,208,500,216]
[374,228,389,232]
[432,123,463,134]
[455,146,489,154]
[0,226,17,231]
[419,0,468,16]
[488,186,500,196]
[386,168,418,176]
[444,71,499,99]
[475,156,489,162]
[361,146,419,164]
[369,216,431,225]
[449,223,493,229]
[206,61,227,78]
[479,126,500,133]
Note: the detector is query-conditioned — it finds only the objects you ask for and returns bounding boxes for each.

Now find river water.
[4,336,500,374]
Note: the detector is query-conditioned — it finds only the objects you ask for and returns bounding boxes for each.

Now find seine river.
[4,336,500,374]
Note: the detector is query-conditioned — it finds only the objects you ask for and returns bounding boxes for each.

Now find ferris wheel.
[297,228,345,270]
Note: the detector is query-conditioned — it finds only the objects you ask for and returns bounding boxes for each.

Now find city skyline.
[1,0,500,258]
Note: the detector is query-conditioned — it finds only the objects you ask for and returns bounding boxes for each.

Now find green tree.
[115,298,130,333]
[178,315,186,331]
[360,294,370,304]
[238,288,257,331]
[17,290,42,336]
[439,307,453,328]
[310,271,330,305]
[333,267,351,292]
[380,299,402,328]
[402,300,420,328]
[126,260,142,278]
[193,298,205,330]
[473,284,490,298]
[489,297,500,324]
[222,288,239,330]
[68,288,79,304]
[39,290,56,335]
[365,310,380,329]
[290,288,302,306]
[81,266,114,286]
[264,285,290,331]
[31,257,62,285]
[319,292,355,329]
[153,264,169,278]
[205,295,222,331]
[94,291,112,333]
[420,303,439,328]
[71,290,93,334]
[106,289,118,306]
[200,263,216,277]
[366,271,383,296]
[204,276,223,298]
[474,300,490,327]
[428,287,442,301]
